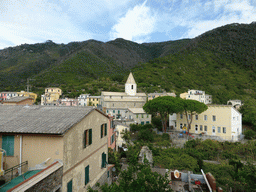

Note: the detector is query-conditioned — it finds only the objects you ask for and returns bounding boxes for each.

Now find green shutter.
[102,152,107,168]
[141,121,144,125]
[67,179,72,192]
[85,165,89,185]
[2,135,14,156]
[84,130,87,148]
[89,129,92,145]
[101,153,104,168]
[101,125,103,138]
[104,123,107,136]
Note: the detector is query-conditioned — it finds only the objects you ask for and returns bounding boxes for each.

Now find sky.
[0,0,256,49]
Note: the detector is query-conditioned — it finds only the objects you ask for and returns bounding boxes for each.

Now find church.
[101,73,147,119]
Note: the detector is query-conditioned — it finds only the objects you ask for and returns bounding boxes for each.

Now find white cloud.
[160,0,256,39]
[110,1,157,42]
[0,0,94,49]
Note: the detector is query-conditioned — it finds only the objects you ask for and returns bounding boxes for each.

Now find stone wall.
[25,167,63,192]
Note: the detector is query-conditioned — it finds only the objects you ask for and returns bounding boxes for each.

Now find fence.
[4,161,28,182]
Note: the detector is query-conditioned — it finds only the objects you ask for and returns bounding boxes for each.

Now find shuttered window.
[2,135,14,156]
[67,179,72,192]
[104,123,107,136]
[85,165,89,185]
[101,152,107,168]
[84,129,92,148]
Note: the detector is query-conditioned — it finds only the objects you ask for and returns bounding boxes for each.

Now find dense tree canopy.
[143,96,184,132]
[180,99,208,133]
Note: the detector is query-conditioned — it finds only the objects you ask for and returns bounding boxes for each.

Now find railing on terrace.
[4,161,28,181]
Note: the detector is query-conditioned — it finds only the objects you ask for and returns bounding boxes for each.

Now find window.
[204,115,207,121]
[2,135,14,156]
[136,114,138,118]
[195,125,198,131]
[85,165,89,185]
[204,126,207,132]
[188,114,191,120]
[147,114,149,118]
[141,114,144,118]
[84,129,92,148]
[67,179,73,192]
[195,115,198,120]
[121,96,123,99]
[200,125,203,131]
[180,114,183,119]
[184,124,186,128]
[180,123,183,129]
[141,121,144,125]
[223,127,226,134]
[213,115,216,121]
[107,110,109,113]
[113,110,115,113]
[131,85,133,89]
[146,121,150,124]
[101,123,107,138]
[101,152,107,168]
[218,127,221,133]
[212,126,215,133]
[118,110,120,114]
[111,134,115,144]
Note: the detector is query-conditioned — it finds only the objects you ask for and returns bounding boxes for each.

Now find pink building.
[0,92,18,101]
[59,98,79,106]
[108,116,116,151]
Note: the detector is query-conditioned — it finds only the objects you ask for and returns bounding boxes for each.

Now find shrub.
[162,133,170,141]
[244,129,256,140]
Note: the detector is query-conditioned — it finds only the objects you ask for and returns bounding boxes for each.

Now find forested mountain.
[0,22,256,104]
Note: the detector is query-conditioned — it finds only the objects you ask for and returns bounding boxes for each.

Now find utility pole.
[26,78,35,92]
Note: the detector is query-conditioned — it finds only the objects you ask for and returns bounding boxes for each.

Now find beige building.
[0,105,110,191]
[41,87,62,105]
[126,108,151,125]
[147,92,176,101]
[180,89,212,104]
[78,94,101,107]
[114,121,130,148]
[101,73,147,119]
[176,105,242,141]
[2,97,34,105]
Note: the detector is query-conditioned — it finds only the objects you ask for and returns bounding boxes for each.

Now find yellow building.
[17,91,37,103]
[87,96,101,106]
[41,87,62,105]
[176,105,242,141]
[0,105,111,190]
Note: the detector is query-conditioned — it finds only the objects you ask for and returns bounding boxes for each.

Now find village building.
[101,73,147,119]
[0,105,111,191]
[78,94,101,107]
[180,89,212,104]
[0,92,18,101]
[227,99,243,109]
[41,88,62,105]
[2,97,34,105]
[175,105,242,141]
[17,91,37,103]
[147,92,176,101]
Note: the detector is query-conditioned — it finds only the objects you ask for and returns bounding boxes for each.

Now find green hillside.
[0,22,256,105]
[133,23,256,104]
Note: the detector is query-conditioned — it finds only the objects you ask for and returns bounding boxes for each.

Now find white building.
[180,89,212,104]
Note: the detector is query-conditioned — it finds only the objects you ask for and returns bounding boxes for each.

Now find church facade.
[101,73,147,119]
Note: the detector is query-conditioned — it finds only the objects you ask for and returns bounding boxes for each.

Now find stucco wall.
[62,110,109,192]
[0,135,63,170]
[176,106,236,140]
